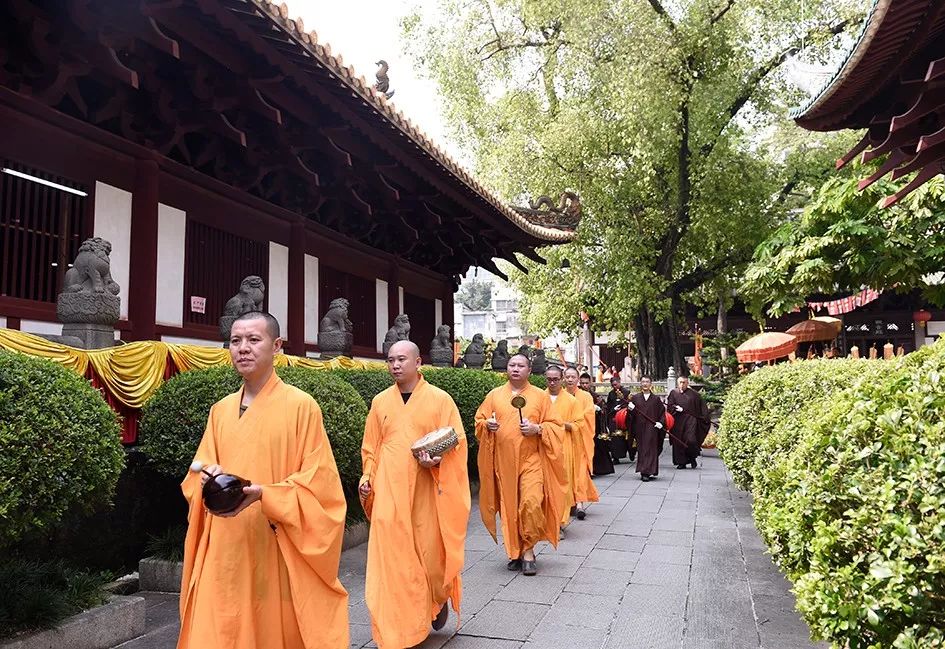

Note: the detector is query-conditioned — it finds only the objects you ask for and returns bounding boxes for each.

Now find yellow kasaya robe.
[547,389,581,527]
[178,372,349,649]
[568,386,601,502]
[475,382,567,559]
[359,377,470,649]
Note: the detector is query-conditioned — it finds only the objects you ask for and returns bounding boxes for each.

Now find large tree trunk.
[634,304,682,380]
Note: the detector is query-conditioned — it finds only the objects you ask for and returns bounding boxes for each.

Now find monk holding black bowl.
[177,311,349,649]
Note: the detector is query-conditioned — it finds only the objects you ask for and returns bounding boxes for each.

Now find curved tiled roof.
[252,0,575,244]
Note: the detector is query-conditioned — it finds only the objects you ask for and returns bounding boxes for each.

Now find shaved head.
[233,311,280,340]
[388,340,420,359]
[387,339,422,390]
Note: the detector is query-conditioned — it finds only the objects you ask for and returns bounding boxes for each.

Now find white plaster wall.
[926,321,945,337]
[155,204,186,327]
[0,317,6,329]
[20,319,62,336]
[435,298,443,330]
[161,335,223,348]
[93,182,132,320]
[376,279,389,353]
[398,286,404,314]
[304,255,319,344]
[268,242,289,336]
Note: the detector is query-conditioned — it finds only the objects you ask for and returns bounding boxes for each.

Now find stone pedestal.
[318,331,353,359]
[430,349,453,367]
[464,353,485,369]
[61,323,117,349]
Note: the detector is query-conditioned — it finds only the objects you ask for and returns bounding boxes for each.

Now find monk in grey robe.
[665,376,710,469]
[627,377,666,481]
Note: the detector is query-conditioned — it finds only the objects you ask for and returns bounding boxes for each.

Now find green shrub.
[144,524,186,562]
[528,374,547,389]
[331,369,392,406]
[717,359,883,490]
[719,344,945,648]
[0,352,124,547]
[0,558,112,638]
[140,366,367,496]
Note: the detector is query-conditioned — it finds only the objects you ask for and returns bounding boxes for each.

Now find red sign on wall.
[190,296,206,314]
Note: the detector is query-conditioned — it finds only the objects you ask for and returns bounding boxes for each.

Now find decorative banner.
[807,288,881,315]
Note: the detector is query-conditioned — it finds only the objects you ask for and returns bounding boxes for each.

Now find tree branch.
[669,252,751,296]
[645,0,677,32]
[700,19,851,159]
[710,0,736,25]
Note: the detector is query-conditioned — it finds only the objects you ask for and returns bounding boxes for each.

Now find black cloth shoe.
[575,509,586,520]
[522,559,537,576]
[676,464,686,469]
[432,603,449,630]
[690,459,698,468]
[507,558,522,571]
[641,474,650,482]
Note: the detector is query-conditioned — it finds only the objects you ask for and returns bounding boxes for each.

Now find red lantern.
[665,412,675,430]
[914,310,932,327]
[614,408,629,431]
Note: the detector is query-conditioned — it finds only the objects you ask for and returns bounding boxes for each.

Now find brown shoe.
[432,603,449,630]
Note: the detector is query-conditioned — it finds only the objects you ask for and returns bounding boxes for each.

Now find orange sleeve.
[474,390,494,441]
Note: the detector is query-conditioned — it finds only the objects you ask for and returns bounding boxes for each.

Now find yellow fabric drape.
[0,328,385,410]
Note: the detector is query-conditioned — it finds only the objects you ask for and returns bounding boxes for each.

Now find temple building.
[0,0,578,360]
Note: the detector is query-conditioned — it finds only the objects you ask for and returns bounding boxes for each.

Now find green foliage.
[330,369,392,406]
[455,278,492,311]
[0,558,112,638]
[717,359,883,490]
[718,346,945,647]
[144,524,186,562]
[0,351,124,547]
[140,367,367,496]
[405,0,862,374]
[527,374,547,389]
[742,175,945,318]
[697,330,753,403]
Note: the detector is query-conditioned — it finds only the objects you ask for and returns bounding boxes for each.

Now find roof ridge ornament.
[512,191,583,231]
[375,60,394,99]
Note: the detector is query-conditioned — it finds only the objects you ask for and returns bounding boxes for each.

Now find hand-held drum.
[411,427,459,459]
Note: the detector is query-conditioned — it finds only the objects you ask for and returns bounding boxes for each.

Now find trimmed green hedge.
[0,351,124,546]
[140,366,367,495]
[718,348,945,648]
[330,369,392,406]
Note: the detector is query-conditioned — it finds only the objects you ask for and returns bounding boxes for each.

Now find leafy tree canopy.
[741,175,945,318]
[456,278,493,311]
[405,0,863,376]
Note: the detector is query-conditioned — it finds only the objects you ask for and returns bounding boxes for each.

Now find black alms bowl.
[202,473,251,515]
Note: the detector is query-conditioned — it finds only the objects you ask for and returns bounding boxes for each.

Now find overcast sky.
[288,0,461,158]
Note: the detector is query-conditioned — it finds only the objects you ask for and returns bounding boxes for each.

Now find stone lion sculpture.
[382,313,411,355]
[219,275,266,342]
[318,297,353,357]
[463,333,486,369]
[430,324,453,366]
[63,237,120,295]
[531,348,548,374]
[491,339,509,371]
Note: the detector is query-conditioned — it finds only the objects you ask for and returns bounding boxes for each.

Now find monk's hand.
[520,419,541,436]
[417,450,442,468]
[216,484,262,517]
[359,481,372,499]
[200,464,222,486]
[654,422,664,430]
[628,403,635,410]
[674,405,683,412]
[486,417,499,433]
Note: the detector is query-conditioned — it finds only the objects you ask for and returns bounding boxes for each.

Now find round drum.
[411,427,459,459]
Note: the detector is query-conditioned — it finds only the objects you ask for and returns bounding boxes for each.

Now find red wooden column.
[127,158,158,341]
[286,218,306,355]
[387,259,400,325]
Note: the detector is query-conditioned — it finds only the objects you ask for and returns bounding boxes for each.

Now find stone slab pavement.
[115,448,825,649]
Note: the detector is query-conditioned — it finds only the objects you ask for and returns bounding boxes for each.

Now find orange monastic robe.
[359,377,470,649]
[178,372,349,649]
[475,382,567,559]
[547,389,582,526]
[568,386,600,502]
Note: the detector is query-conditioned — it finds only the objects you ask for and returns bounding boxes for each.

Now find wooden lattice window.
[319,265,376,349]
[183,220,269,327]
[0,162,88,303]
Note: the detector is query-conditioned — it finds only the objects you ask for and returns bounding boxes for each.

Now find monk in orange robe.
[178,312,349,649]
[544,365,582,535]
[476,353,567,576]
[564,366,600,517]
[358,341,470,648]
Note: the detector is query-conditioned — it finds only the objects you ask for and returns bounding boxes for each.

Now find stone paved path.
[117,448,823,649]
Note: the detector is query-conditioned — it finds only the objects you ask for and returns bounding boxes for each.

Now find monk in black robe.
[627,377,665,481]
[580,373,614,476]
[605,376,632,463]
[666,376,710,469]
